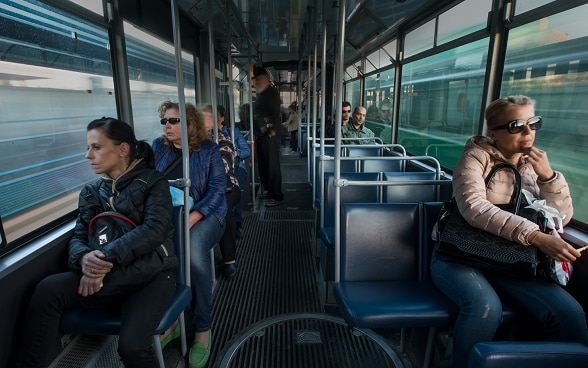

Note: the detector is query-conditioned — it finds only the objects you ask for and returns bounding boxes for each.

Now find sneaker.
[189,331,212,368]
[265,199,284,207]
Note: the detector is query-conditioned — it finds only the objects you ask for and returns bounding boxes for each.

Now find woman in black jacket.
[17,118,176,368]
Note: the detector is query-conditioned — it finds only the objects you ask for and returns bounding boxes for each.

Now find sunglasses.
[343,110,351,113]
[492,116,542,134]
[160,117,180,125]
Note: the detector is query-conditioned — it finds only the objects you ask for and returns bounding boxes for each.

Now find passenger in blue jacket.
[17,117,176,368]
[153,101,227,368]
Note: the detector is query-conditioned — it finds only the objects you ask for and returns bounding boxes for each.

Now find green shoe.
[189,331,212,368]
[160,322,181,351]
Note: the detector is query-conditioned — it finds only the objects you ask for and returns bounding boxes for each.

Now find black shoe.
[259,192,271,200]
[224,263,238,280]
[265,199,284,207]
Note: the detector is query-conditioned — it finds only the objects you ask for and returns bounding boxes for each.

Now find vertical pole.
[334,0,346,284]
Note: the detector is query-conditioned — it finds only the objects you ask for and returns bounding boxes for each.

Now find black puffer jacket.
[68,159,174,272]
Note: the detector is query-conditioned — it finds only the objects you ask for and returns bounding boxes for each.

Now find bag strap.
[162,156,181,177]
[484,163,523,214]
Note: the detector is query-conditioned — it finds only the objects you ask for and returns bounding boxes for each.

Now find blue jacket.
[221,125,251,171]
[152,138,227,223]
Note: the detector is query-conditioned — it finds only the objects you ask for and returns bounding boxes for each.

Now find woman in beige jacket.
[431,95,588,367]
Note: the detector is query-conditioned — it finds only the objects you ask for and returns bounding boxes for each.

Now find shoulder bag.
[436,164,543,278]
[85,186,171,296]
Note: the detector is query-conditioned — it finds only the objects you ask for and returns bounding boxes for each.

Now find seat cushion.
[468,341,588,368]
[333,280,457,329]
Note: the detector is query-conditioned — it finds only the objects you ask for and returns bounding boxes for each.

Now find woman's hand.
[80,250,113,278]
[189,210,204,228]
[525,147,555,181]
[78,274,105,296]
[531,231,581,262]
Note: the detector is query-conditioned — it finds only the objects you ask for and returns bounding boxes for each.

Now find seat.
[382,171,439,203]
[468,341,588,368]
[334,202,456,368]
[61,205,192,367]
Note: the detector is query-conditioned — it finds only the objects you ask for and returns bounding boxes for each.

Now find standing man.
[253,67,284,207]
[341,106,376,144]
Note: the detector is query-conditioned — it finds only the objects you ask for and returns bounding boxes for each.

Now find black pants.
[256,134,283,201]
[290,130,298,151]
[17,270,175,368]
[219,188,241,262]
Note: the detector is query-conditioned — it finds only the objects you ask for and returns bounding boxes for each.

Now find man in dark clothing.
[253,67,284,207]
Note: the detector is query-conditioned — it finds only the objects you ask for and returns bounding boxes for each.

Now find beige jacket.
[453,136,573,246]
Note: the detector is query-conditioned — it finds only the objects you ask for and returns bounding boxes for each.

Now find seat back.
[360,158,403,173]
[314,156,356,206]
[382,171,438,203]
[340,202,420,282]
[344,146,383,157]
[324,172,380,227]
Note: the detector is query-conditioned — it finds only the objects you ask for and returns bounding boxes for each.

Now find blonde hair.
[485,95,536,130]
[158,101,210,151]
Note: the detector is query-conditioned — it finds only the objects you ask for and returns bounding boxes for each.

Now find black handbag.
[436,164,542,278]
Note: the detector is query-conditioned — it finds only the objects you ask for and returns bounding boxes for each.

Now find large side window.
[123,21,196,142]
[398,39,489,169]
[501,4,588,223]
[0,0,115,249]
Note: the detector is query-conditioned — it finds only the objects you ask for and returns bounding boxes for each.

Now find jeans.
[431,252,588,368]
[17,270,175,368]
[189,214,225,332]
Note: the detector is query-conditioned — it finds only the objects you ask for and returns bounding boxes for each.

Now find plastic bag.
[169,186,194,209]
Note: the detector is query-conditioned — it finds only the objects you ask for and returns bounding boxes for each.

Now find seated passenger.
[154,101,227,368]
[366,104,379,120]
[430,95,588,368]
[341,106,376,144]
[223,104,251,239]
[204,105,240,279]
[16,117,176,368]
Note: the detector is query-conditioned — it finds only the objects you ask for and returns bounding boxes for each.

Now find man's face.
[353,107,366,125]
[342,106,351,123]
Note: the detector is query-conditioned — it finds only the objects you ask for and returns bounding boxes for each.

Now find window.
[0,0,115,247]
[438,0,492,45]
[501,4,588,223]
[398,39,489,169]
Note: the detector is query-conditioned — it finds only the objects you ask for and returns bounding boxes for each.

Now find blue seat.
[360,157,403,172]
[313,156,356,209]
[382,171,439,203]
[334,202,456,368]
[468,341,588,368]
[61,205,192,367]
[344,145,383,157]
[318,172,380,283]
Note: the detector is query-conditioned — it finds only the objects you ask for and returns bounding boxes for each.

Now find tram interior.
[2,0,588,367]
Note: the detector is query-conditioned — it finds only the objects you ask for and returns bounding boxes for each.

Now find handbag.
[436,164,542,278]
[85,187,171,296]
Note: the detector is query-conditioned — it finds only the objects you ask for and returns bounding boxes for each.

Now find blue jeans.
[431,252,588,368]
[189,214,225,332]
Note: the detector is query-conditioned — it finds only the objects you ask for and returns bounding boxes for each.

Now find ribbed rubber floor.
[207,177,403,367]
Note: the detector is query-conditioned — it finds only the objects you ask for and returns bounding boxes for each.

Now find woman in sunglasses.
[153,101,227,368]
[430,95,588,368]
